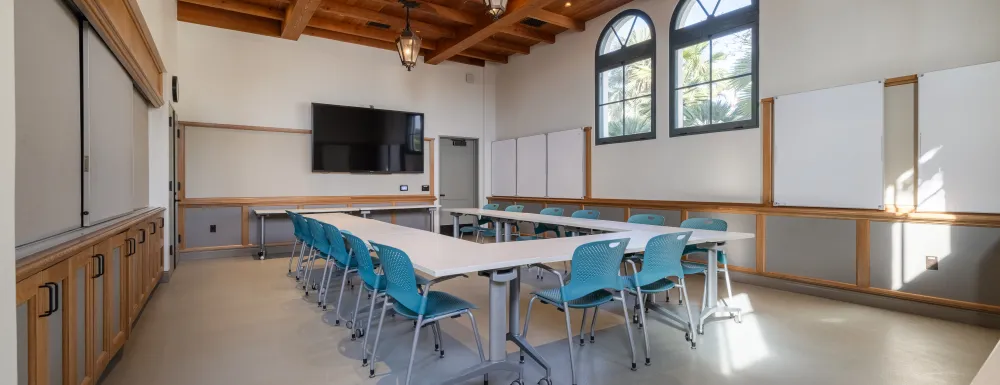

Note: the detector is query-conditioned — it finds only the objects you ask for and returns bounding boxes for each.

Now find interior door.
[439,138,477,230]
[169,108,179,270]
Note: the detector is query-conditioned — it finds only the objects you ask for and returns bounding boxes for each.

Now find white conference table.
[307,210,752,384]
[252,204,438,259]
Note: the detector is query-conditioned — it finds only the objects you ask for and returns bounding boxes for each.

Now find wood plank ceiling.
[177,0,635,66]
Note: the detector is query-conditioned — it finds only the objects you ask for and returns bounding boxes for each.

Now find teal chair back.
[483,204,500,210]
[505,205,525,212]
[321,223,351,265]
[287,211,304,240]
[571,210,600,219]
[344,233,379,288]
[539,207,564,216]
[534,207,564,234]
[369,242,426,314]
[305,218,331,255]
[680,218,727,232]
[559,238,630,302]
[628,214,666,226]
[634,232,692,285]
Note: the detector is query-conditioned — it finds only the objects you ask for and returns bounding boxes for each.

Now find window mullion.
[708,37,713,124]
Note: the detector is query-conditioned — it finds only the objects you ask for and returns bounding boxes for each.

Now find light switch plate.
[400,185,408,191]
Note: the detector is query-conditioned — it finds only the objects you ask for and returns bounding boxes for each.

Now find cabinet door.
[146,220,157,294]
[127,227,145,326]
[93,234,122,375]
[68,248,96,385]
[107,232,128,354]
[16,273,44,385]
[22,260,70,385]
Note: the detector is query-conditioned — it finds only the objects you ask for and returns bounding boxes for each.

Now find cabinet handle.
[91,254,104,278]
[150,221,157,234]
[127,238,135,256]
[160,217,165,228]
[39,282,58,317]
[139,229,146,244]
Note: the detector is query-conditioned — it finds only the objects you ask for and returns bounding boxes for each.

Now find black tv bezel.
[310,102,425,174]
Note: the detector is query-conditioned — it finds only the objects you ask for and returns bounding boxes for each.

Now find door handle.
[127,238,135,256]
[440,194,446,197]
[39,282,58,317]
[91,254,104,278]
[150,221,157,234]
[139,229,146,244]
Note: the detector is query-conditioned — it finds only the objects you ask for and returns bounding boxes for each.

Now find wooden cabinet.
[16,260,70,385]
[16,209,165,385]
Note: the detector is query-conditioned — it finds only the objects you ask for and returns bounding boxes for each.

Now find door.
[68,248,97,385]
[104,232,128,356]
[438,138,478,232]
[169,108,179,270]
[127,226,146,326]
[16,260,70,385]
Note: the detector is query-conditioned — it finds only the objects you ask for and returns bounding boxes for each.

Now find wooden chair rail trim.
[15,207,166,283]
[181,194,438,207]
[885,74,918,87]
[180,121,312,134]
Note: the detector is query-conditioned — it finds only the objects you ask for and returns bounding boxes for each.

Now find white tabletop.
[307,211,753,278]
[357,204,439,211]
[444,208,744,236]
[253,207,356,216]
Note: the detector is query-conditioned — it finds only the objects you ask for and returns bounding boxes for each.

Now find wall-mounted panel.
[516,134,547,197]
[546,128,585,199]
[248,206,296,245]
[766,216,857,284]
[395,210,432,231]
[491,139,517,197]
[184,207,243,248]
[521,203,544,214]
[871,221,1000,306]
[686,212,757,269]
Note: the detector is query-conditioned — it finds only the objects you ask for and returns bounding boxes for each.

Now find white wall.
[177,23,493,203]
[0,0,18,381]
[495,0,1000,204]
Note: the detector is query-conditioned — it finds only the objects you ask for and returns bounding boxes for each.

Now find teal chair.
[317,223,362,327]
[482,204,524,240]
[624,232,697,356]
[516,207,564,241]
[366,242,485,385]
[459,203,499,242]
[301,217,333,295]
[288,212,313,281]
[627,213,666,226]
[677,218,736,323]
[563,209,600,237]
[523,238,639,385]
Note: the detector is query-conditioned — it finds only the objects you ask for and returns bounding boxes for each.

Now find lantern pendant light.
[484,0,508,20]
[396,1,422,71]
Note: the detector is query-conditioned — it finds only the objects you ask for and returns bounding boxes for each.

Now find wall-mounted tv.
[311,103,424,173]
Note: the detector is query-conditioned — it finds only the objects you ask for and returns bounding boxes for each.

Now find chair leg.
[636,292,651,366]
[287,240,298,273]
[520,297,538,364]
[561,304,579,385]
[368,298,391,378]
[404,316,424,385]
[432,321,444,357]
[466,311,489,385]
[318,259,335,306]
[332,268,352,320]
[701,275,709,312]
[680,280,697,348]
[588,306,598,343]
[304,254,319,293]
[617,292,638,371]
[361,290,381,367]
[350,285,365,340]
[578,308,589,346]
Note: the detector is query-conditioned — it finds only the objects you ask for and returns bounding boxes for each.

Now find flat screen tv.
[311,103,424,173]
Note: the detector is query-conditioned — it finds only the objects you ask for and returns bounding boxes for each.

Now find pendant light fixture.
[484,0,508,20]
[395,0,422,71]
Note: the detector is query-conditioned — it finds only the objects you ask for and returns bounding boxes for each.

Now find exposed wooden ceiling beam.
[302,27,485,66]
[309,16,437,50]
[281,0,323,40]
[317,1,454,38]
[365,0,477,25]
[479,37,530,55]
[459,48,509,64]
[179,0,283,20]
[178,1,281,37]
[426,0,559,64]
[531,9,584,31]
[504,23,556,43]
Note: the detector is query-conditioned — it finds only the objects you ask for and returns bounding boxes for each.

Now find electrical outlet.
[400,185,409,191]
[210,225,217,233]
[926,256,939,270]
[422,185,430,191]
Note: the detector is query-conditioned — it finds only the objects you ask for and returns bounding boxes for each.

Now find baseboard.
[730,271,1000,329]
[179,244,296,261]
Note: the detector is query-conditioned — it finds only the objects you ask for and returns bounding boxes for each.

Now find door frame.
[168,106,178,271]
[437,136,480,233]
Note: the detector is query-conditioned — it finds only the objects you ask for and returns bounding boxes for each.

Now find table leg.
[257,216,266,260]
[430,208,437,232]
[494,219,502,243]
[698,243,742,332]
[453,214,460,238]
[504,221,513,242]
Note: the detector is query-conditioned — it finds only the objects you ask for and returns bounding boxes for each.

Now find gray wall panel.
[870,221,1000,306]
[396,211,432,231]
[249,206,296,245]
[630,209,681,226]
[492,201,514,211]
[550,204,582,217]
[685,212,757,269]
[766,216,856,284]
[521,202,543,213]
[586,206,625,222]
[184,207,242,248]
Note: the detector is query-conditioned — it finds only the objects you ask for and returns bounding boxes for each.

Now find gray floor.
[102,256,1000,385]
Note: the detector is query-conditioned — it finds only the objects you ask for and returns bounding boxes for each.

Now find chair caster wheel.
[519,355,524,364]
[590,336,595,344]
[685,332,691,342]
[645,358,651,366]
[631,362,637,371]
[691,342,697,349]
[579,338,585,346]
[439,350,445,358]
[434,344,440,352]
[510,380,523,385]
[537,379,552,385]
[355,328,365,338]
[345,321,353,329]
[369,370,375,378]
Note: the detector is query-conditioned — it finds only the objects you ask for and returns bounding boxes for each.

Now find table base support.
[440,360,521,385]
[698,305,743,332]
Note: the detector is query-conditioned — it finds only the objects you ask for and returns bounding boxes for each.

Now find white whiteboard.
[490,139,517,196]
[918,61,1000,214]
[516,134,547,197]
[546,128,585,198]
[773,81,884,209]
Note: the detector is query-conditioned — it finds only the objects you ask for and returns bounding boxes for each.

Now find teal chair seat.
[533,288,614,309]
[392,291,477,319]
[362,274,429,292]
[623,276,677,293]
[682,245,728,264]
[680,262,708,275]
[460,225,489,233]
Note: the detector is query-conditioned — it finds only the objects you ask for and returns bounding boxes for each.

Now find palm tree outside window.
[595,10,655,145]
[670,0,758,136]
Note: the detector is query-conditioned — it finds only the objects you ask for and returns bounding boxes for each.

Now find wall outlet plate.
[926,256,939,270]
[422,185,430,191]
[400,185,408,191]
[210,225,217,233]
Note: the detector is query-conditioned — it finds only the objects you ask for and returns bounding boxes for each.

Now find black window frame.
[594,9,656,146]
[669,0,759,137]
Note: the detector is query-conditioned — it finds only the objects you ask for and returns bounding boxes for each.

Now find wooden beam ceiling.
[281,0,322,40]
[182,0,283,19]
[316,1,454,39]
[531,9,585,32]
[425,0,560,64]
[365,0,477,25]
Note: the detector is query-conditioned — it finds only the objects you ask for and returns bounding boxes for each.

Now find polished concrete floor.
[102,256,1000,385]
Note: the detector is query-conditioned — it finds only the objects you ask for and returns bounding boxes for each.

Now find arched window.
[595,10,655,145]
[669,0,758,136]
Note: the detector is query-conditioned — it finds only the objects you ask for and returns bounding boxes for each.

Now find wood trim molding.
[177,124,186,201]
[180,121,312,134]
[181,194,438,207]
[885,74,918,87]
[428,138,436,198]
[856,219,871,287]
[761,97,774,205]
[70,0,165,107]
[583,126,593,199]
[755,214,766,273]
[679,210,689,222]
[624,207,631,221]
[15,207,165,282]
